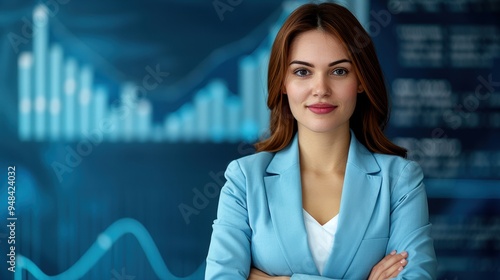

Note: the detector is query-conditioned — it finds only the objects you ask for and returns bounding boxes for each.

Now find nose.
[313,75,331,97]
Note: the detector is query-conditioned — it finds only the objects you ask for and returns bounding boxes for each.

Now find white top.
[303,210,339,275]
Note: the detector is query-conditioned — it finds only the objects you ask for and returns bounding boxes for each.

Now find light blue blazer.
[206,132,437,279]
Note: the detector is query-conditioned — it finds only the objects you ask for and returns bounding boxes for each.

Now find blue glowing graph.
[15,218,205,280]
[17,5,280,143]
[17,1,369,143]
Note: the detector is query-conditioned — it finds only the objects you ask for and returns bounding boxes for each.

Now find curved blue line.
[46,3,288,102]
[154,8,289,103]
[15,218,205,280]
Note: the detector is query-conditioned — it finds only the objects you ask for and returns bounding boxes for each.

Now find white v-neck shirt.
[303,210,339,275]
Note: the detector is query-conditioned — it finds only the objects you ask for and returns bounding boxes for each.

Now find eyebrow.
[289,59,352,67]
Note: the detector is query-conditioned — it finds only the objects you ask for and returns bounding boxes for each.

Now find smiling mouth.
[307,103,337,114]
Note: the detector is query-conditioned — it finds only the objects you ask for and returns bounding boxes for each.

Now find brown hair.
[255,2,406,158]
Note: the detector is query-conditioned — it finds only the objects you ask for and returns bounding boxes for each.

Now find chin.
[303,125,340,134]
[299,121,349,134]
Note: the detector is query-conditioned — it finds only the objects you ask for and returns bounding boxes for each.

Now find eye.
[332,68,348,76]
[293,68,310,77]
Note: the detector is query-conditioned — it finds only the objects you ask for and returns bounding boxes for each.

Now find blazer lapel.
[323,132,382,278]
[264,136,319,275]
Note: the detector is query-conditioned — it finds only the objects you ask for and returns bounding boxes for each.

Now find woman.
[206,3,437,279]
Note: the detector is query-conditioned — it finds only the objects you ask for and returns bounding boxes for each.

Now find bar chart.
[17,0,372,144]
[17,5,280,143]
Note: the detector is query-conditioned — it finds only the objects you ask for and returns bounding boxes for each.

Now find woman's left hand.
[248,268,291,280]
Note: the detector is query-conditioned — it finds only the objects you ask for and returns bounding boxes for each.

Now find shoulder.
[372,153,423,181]
[372,153,425,201]
[225,151,275,179]
[348,131,422,183]
[220,151,275,201]
[350,131,423,184]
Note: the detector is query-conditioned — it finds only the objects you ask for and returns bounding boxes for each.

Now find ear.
[281,85,287,94]
[357,84,364,93]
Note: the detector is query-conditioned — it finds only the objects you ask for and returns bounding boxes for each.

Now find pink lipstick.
[307,103,337,114]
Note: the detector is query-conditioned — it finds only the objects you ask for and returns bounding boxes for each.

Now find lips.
[307,103,337,114]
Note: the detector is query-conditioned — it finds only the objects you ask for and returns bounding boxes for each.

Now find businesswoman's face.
[284,29,363,135]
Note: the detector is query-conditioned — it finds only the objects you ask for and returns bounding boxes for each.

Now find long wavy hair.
[255,2,406,158]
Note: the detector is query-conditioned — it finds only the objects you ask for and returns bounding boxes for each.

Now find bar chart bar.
[107,109,120,142]
[121,83,137,142]
[151,124,164,142]
[350,0,369,29]
[180,104,196,142]
[33,5,49,141]
[227,96,241,142]
[239,55,259,141]
[164,114,181,142]
[209,80,227,142]
[49,44,63,141]
[18,52,33,141]
[136,99,152,142]
[79,65,93,137]
[257,50,270,135]
[63,58,78,141]
[92,86,108,140]
[194,89,211,142]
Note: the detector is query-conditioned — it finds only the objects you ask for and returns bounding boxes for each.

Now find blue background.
[0,0,499,279]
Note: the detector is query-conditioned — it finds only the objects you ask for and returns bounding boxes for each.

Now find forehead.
[289,29,349,61]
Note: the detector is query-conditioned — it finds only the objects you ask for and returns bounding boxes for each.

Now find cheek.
[335,82,359,101]
[345,91,358,108]
[284,81,308,102]
[285,79,307,92]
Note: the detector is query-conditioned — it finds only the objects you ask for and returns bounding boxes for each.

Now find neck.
[298,126,351,174]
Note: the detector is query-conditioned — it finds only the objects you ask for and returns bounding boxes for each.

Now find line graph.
[17,4,288,143]
[15,218,205,280]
